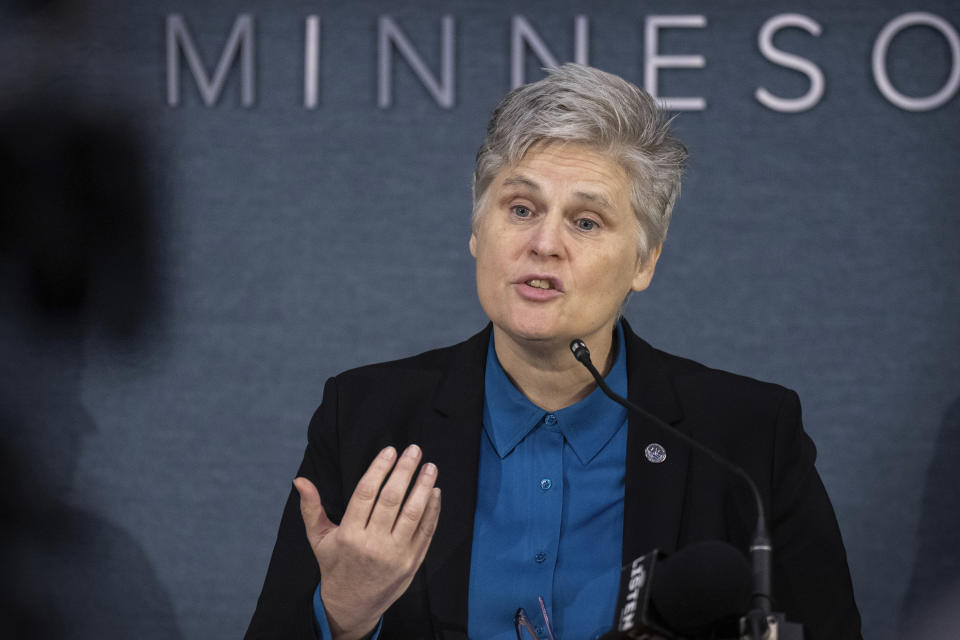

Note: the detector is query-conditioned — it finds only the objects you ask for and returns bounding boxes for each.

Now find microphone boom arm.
[569,338,774,634]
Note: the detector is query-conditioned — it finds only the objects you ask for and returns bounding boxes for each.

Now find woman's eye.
[511,205,532,218]
[577,218,598,231]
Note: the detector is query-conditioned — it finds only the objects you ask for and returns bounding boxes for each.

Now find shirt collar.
[482,322,629,465]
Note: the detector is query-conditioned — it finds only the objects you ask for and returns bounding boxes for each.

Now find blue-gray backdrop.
[3,0,958,638]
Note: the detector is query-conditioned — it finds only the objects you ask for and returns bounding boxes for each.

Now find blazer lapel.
[419,326,490,639]
[620,320,689,565]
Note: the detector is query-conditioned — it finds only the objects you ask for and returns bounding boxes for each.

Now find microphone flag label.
[619,555,648,631]
[612,549,672,637]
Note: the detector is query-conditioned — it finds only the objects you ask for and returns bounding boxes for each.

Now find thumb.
[293,477,336,547]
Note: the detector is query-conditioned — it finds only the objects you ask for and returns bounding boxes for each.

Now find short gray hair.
[472,63,687,258]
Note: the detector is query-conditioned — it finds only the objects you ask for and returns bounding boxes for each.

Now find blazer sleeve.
[769,389,862,640]
[245,377,346,640]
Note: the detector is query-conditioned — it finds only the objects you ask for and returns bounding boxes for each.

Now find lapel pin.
[644,442,667,464]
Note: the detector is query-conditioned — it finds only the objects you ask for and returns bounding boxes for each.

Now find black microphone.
[601,541,754,640]
[570,339,774,638]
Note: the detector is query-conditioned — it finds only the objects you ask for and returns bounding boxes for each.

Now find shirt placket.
[529,412,564,639]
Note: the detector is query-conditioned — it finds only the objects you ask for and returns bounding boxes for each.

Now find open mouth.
[525,279,555,290]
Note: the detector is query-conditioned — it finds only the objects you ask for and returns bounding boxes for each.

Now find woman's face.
[470,142,659,352]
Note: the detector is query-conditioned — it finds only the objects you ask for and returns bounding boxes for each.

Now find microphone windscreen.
[651,540,753,635]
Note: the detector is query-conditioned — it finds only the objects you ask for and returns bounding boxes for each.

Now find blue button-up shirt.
[467,325,629,639]
[313,325,629,639]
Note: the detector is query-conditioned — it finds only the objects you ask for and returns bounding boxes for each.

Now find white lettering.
[160,12,960,114]
[755,14,825,112]
[378,15,456,109]
[644,14,707,111]
[166,14,255,107]
[872,12,960,111]
[510,15,590,88]
[619,557,648,631]
[304,16,321,109]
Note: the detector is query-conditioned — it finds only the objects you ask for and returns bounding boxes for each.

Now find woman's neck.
[492,324,617,412]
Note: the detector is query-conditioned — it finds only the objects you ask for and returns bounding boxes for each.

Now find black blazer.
[246,321,861,639]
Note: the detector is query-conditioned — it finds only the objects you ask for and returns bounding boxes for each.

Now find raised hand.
[294,444,441,640]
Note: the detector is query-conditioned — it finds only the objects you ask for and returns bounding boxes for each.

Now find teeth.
[526,279,554,290]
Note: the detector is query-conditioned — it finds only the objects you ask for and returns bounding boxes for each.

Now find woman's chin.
[495,319,567,345]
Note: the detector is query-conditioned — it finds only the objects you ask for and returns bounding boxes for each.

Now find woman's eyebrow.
[571,190,613,210]
[501,175,614,210]
[501,175,540,192]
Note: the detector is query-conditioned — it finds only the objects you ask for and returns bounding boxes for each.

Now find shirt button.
[535,551,547,563]
[536,624,545,636]
[539,478,552,491]
[544,414,558,425]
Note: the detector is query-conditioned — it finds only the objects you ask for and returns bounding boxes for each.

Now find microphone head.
[569,339,591,363]
[651,540,753,636]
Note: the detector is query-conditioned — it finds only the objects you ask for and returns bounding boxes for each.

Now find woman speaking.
[246,64,860,640]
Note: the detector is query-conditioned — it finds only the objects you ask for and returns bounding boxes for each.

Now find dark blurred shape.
[901,396,960,638]
[0,98,156,338]
[0,0,77,25]
[0,93,179,637]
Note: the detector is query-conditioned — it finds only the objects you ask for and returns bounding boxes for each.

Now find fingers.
[416,487,442,546]
[367,444,424,531]
[340,444,440,540]
[340,446,398,528]
[294,476,336,548]
[410,487,442,567]
[391,461,439,539]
